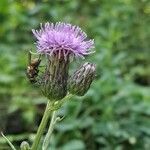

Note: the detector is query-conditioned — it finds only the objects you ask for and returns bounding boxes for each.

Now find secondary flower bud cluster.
[68,62,96,96]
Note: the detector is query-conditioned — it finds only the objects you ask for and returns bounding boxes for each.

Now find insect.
[26,51,41,83]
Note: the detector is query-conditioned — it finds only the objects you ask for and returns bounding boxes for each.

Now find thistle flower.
[68,62,96,96]
[32,22,94,59]
[32,22,94,100]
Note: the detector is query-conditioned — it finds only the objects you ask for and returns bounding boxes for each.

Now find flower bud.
[41,54,69,100]
[20,141,30,150]
[68,62,96,96]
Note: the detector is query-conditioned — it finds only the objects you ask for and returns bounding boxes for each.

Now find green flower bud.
[68,62,96,96]
[41,54,69,100]
[20,141,30,150]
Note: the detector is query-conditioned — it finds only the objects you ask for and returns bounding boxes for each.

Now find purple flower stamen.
[32,22,94,59]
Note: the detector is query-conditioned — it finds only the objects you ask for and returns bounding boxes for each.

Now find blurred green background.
[0,0,150,150]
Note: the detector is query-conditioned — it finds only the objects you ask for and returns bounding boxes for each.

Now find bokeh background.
[0,0,150,150]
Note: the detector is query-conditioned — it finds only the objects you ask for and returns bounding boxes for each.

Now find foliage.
[0,0,149,149]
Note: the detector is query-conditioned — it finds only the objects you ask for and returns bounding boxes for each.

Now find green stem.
[31,94,72,150]
[31,101,52,150]
[1,132,16,150]
[42,94,72,150]
[42,111,57,150]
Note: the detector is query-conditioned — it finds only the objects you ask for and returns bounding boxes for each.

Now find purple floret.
[32,22,94,59]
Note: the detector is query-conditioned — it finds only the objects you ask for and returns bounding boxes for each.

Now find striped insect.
[26,51,41,83]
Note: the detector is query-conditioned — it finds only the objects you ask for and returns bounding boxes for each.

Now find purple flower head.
[32,22,94,59]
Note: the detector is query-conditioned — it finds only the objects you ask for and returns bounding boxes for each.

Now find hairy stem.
[42,111,57,150]
[31,94,72,150]
[42,94,72,150]
[31,101,52,150]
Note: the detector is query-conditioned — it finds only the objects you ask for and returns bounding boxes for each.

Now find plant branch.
[31,101,52,150]
[42,111,57,150]
[42,94,72,150]
[1,132,16,150]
